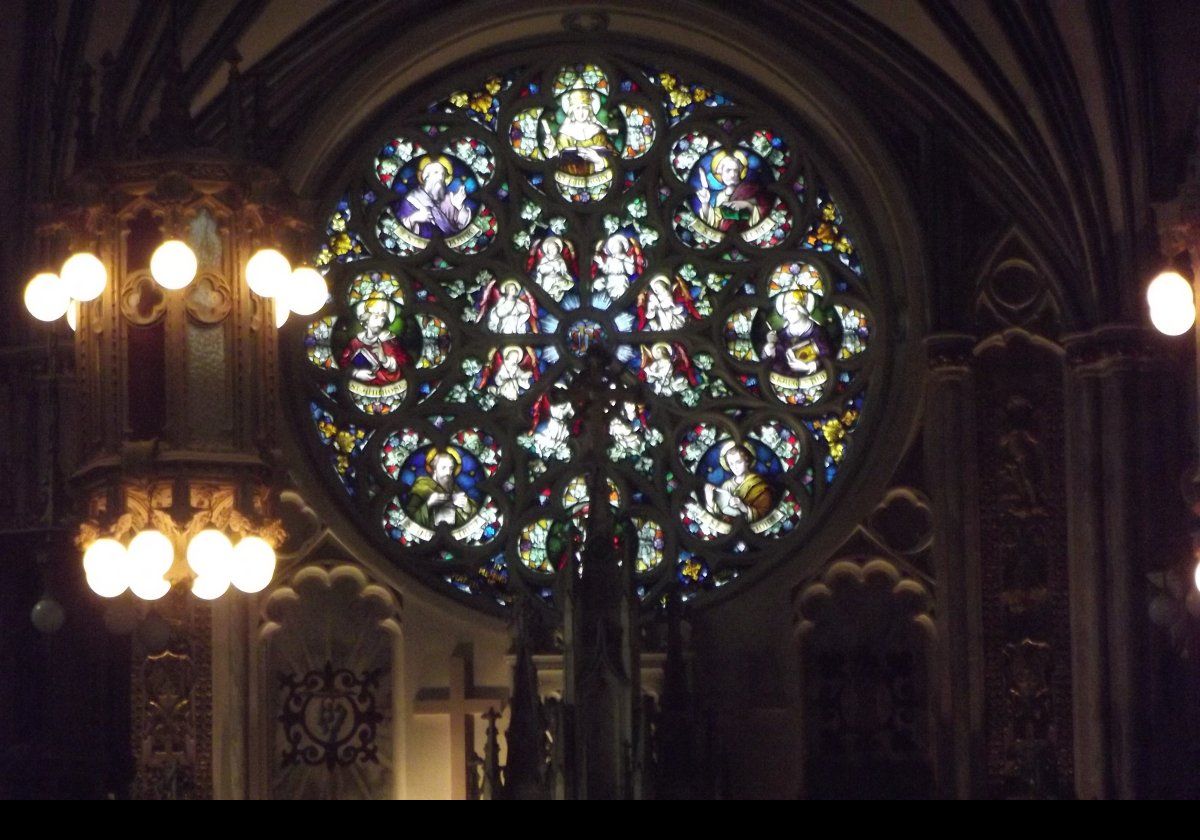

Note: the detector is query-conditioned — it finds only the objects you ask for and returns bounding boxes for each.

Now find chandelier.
[23,58,327,602]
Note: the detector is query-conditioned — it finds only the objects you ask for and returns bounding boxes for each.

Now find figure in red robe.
[340,297,409,386]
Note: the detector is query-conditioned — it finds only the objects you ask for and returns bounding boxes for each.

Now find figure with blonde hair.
[704,441,773,522]
[543,88,617,176]
[761,288,826,378]
[339,296,409,386]
[694,149,771,233]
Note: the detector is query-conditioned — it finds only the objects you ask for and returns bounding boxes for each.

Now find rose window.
[294,57,875,612]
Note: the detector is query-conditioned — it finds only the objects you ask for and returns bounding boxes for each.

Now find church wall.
[1,1,1196,800]
[400,592,511,799]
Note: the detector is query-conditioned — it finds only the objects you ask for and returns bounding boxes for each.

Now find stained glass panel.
[296,54,877,613]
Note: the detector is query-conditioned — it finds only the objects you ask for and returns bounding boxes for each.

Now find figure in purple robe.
[399,155,473,238]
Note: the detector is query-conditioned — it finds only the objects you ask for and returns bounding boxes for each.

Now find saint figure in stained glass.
[398,155,473,237]
[298,54,876,611]
[692,149,771,234]
[704,442,773,522]
[544,89,619,182]
[407,447,478,528]
[343,298,408,393]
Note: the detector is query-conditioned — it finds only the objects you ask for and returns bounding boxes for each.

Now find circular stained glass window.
[294,56,875,612]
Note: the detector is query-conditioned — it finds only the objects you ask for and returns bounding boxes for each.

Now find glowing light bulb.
[127,529,175,578]
[128,573,171,601]
[150,240,198,290]
[1193,558,1200,594]
[187,529,234,578]
[66,299,79,332]
[191,574,231,601]
[246,248,291,298]
[61,252,107,301]
[24,273,71,322]
[1147,270,1195,336]
[274,298,289,329]
[287,267,329,316]
[230,536,277,593]
[83,538,130,598]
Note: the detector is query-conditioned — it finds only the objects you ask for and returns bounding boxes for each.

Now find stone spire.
[654,593,697,798]
[144,2,197,154]
[503,597,548,799]
[561,348,644,799]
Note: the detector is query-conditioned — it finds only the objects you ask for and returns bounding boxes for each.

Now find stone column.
[924,334,985,798]
[1063,326,1176,799]
[210,594,251,799]
[974,330,1073,799]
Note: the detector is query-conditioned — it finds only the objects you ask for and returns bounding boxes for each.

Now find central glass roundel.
[298,56,875,612]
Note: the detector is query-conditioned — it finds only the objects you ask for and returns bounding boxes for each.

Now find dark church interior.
[3,0,1200,799]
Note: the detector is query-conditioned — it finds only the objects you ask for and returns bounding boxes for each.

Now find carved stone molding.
[1063,324,1159,371]
[184,274,233,324]
[867,487,934,558]
[258,564,402,800]
[794,557,936,798]
[925,333,976,374]
[130,592,213,800]
[973,229,1062,338]
[119,272,167,326]
[974,330,1073,798]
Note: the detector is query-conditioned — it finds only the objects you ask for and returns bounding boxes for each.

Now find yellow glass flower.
[823,419,847,462]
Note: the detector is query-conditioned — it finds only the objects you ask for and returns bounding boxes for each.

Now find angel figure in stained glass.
[528,235,576,301]
[593,232,643,302]
[524,398,575,461]
[637,273,698,331]
[478,346,539,401]
[608,402,653,459]
[640,342,697,396]
[476,278,540,334]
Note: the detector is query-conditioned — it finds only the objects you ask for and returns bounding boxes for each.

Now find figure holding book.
[340,297,410,386]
